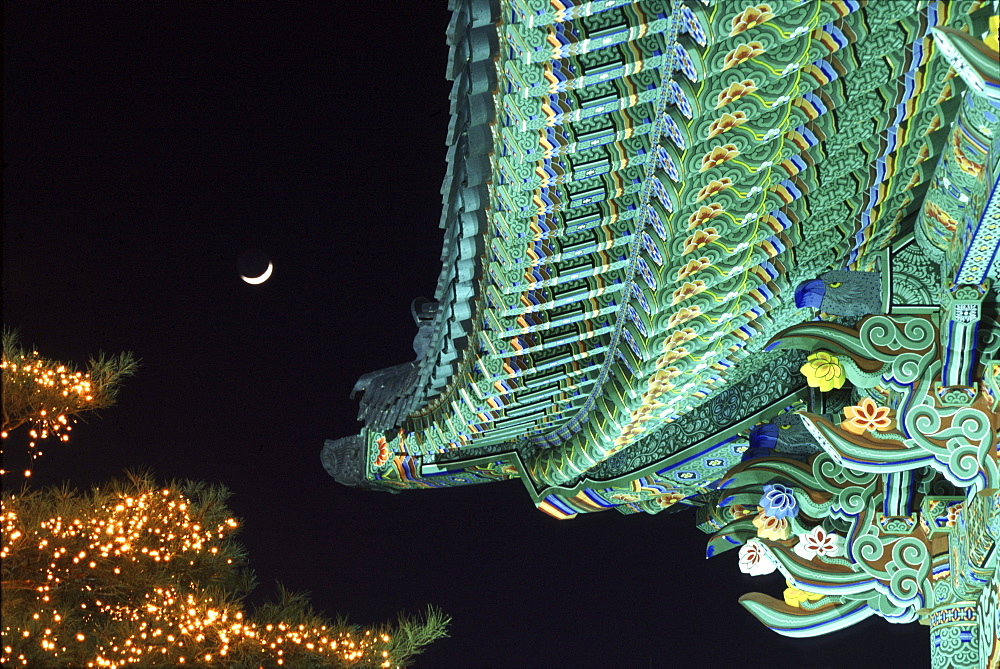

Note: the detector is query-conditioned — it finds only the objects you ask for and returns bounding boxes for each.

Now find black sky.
[4,4,929,667]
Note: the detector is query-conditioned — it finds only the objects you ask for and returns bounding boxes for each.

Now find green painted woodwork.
[324,1,1000,663]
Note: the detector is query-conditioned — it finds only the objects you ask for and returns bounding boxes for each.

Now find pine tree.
[1,329,139,475]
[1,471,449,667]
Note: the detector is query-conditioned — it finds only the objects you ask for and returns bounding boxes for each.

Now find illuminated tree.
[1,471,449,667]
[1,329,139,475]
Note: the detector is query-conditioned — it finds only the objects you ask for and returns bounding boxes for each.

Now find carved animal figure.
[745,412,823,461]
[794,270,883,316]
[321,436,397,492]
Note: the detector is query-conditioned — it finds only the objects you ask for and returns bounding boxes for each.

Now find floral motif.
[671,280,707,305]
[697,178,733,202]
[653,367,682,384]
[954,151,984,177]
[753,509,791,540]
[730,4,775,36]
[662,328,698,351]
[683,227,721,255]
[986,14,999,52]
[631,403,655,422]
[759,484,798,519]
[373,437,391,468]
[700,144,740,172]
[952,132,984,176]
[730,504,756,520]
[799,351,846,392]
[646,367,681,396]
[945,503,964,527]
[793,526,844,560]
[613,422,645,446]
[738,539,777,576]
[657,347,690,366]
[676,257,711,281]
[783,580,824,607]
[841,397,895,434]
[716,79,758,109]
[924,201,959,233]
[667,306,702,329]
[707,111,749,139]
[722,41,766,70]
[655,491,686,508]
[687,203,726,229]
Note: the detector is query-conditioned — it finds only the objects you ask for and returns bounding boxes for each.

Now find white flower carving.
[793,526,844,560]
[739,540,777,576]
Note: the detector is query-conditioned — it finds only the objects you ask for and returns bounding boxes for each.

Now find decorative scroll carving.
[708,306,1000,667]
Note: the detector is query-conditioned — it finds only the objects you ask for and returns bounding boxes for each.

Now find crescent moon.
[241,262,273,285]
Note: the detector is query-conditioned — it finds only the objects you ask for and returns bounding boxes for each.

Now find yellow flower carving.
[722,41,766,70]
[668,306,702,329]
[687,203,725,230]
[707,111,749,139]
[925,201,959,233]
[782,580,824,608]
[753,509,790,540]
[631,403,655,422]
[985,15,999,52]
[700,144,740,172]
[671,280,707,305]
[716,79,758,109]
[841,397,895,434]
[683,227,721,255]
[730,504,756,519]
[730,4,775,36]
[655,491,686,508]
[662,328,698,351]
[676,257,711,281]
[799,351,846,392]
[652,367,682,384]
[657,347,690,366]
[697,178,733,202]
[646,367,680,396]
[613,421,645,446]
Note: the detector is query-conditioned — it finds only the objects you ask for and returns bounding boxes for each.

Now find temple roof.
[326,0,997,512]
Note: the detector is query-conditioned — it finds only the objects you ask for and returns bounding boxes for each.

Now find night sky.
[5,4,929,667]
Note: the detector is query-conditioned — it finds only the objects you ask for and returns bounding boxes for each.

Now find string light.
[1,480,399,667]
[1,353,92,477]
